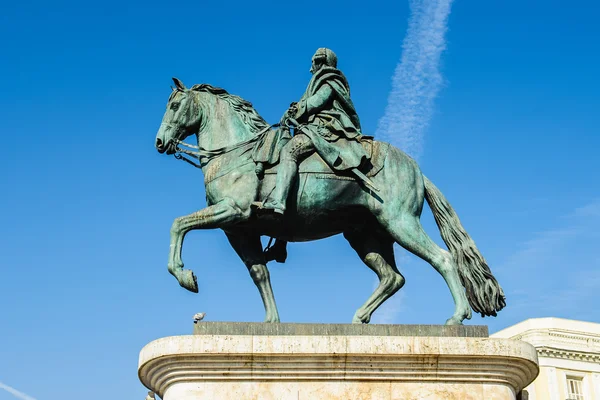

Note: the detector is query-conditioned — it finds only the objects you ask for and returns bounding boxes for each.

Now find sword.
[351,167,380,192]
[286,117,380,193]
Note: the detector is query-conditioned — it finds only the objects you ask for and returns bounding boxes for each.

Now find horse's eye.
[171,103,180,111]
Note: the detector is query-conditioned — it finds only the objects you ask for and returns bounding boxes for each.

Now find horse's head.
[155,78,201,155]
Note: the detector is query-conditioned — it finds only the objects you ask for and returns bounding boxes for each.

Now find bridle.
[164,86,302,169]
[170,118,300,169]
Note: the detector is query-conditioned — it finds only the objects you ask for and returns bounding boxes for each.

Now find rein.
[172,123,280,168]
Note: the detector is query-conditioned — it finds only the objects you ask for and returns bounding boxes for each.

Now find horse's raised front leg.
[169,198,246,292]
[344,230,405,324]
[226,233,280,323]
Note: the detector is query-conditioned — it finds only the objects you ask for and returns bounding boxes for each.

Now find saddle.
[262,139,390,179]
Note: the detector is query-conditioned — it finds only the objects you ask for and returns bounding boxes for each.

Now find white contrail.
[0,382,37,400]
[375,0,454,161]
[371,0,454,324]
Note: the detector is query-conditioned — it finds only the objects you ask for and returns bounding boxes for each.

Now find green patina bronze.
[154,48,505,325]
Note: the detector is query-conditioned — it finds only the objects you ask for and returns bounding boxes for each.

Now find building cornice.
[536,346,600,364]
[509,328,600,356]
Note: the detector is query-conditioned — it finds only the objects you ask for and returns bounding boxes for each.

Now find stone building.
[492,318,600,400]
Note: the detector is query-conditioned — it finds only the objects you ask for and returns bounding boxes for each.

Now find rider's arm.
[295,84,334,121]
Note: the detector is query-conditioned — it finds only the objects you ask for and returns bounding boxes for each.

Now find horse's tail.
[423,175,506,317]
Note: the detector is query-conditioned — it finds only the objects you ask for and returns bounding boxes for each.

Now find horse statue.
[154,78,505,325]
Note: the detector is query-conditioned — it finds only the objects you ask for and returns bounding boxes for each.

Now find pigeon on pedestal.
[193,312,206,323]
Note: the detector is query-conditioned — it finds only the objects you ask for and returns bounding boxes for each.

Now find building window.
[566,377,584,400]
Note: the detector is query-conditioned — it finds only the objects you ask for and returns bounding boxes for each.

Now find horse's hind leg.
[344,230,405,324]
[383,216,471,325]
[226,232,280,323]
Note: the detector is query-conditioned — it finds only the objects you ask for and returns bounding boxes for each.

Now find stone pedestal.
[138,323,538,400]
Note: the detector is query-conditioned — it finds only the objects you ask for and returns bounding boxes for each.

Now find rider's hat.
[312,48,338,68]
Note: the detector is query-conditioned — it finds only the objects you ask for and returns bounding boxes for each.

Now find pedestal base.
[138,323,538,400]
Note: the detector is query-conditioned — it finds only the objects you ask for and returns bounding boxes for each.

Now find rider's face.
[310,57,324,74]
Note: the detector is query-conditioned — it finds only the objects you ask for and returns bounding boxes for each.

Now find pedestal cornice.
[139,334,539,399]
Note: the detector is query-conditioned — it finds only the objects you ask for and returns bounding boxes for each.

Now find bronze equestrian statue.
[154,48,505,325]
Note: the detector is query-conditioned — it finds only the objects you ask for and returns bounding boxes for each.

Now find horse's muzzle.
[156,138,176,154]
[156,138,166,153]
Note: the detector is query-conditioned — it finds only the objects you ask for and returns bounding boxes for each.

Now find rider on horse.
[155,51,506,324]
[261,47,371,215]
[260,48,371,262]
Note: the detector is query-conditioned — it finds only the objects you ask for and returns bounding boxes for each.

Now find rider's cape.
[252,66,370,172]
[294,66,370,171]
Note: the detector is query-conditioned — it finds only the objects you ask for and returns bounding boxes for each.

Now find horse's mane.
[191,84,270,134]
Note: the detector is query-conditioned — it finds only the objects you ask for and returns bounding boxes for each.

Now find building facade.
[492,318,600,400]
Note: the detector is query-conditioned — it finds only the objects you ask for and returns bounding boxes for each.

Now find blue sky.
[1,0,599,399]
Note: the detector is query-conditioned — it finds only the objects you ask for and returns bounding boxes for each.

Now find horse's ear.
[170,85,176,92]
[172,77,186,91]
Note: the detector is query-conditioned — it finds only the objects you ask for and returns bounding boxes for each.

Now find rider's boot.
[262,159,298,215]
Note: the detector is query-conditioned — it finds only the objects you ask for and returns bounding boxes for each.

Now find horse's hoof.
[180,269,199,293]
[352,313,370,324]
[264,316,280,323]
[444,316,464,326]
